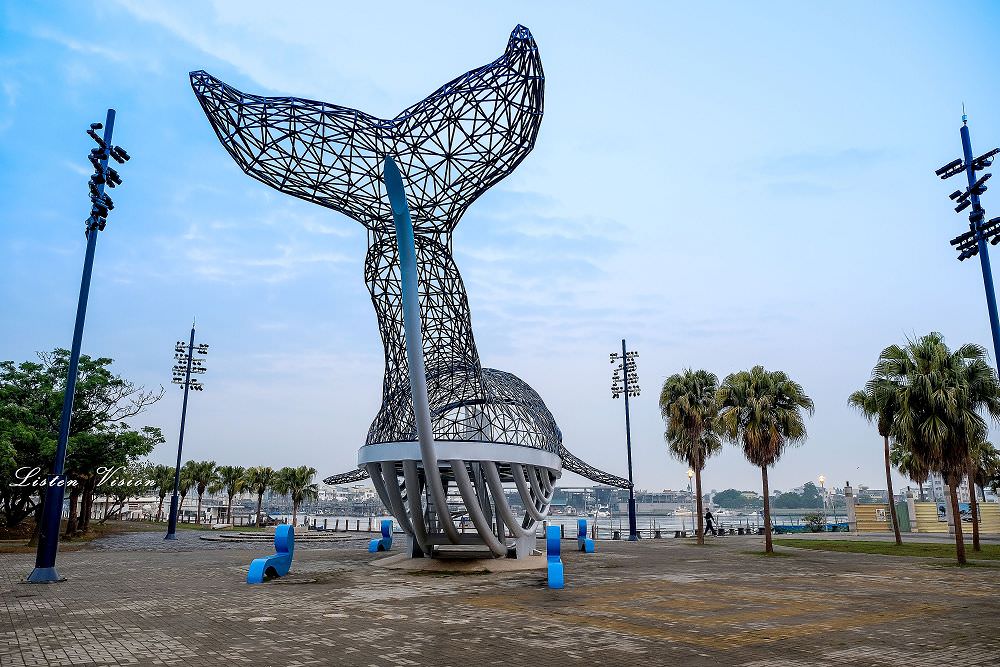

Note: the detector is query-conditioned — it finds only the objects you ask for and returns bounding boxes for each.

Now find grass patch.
[924,560,1000,569]
[773,539,1000,560]
[740,550,794,558]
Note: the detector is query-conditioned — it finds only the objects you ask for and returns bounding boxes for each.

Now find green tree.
[717,365,814,554]
[973,441,1000,498]
[966,437,997,552]
[178,461,197,523]
[273,465,319,527]
[712,489,762,510]
[96,460,155,523]
[848,377,903,545]
[876,332,1000,564]
[889,440,930,501]
[800,482,824,508]
[65,425,163,535]
[659,369,722,544]
[188,460,218,525]
[0,350,162,531]
[980,443,1000,495]
[244,466,275,527]
[150,464,175,522]
[214,465,246,524]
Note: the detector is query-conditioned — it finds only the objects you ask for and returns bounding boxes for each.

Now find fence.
[854,500,1000,534]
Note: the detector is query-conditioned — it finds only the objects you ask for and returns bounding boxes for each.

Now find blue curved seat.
[577,519,595,553]
[247,525,294,584]
[547,525,564,589]
[368,519,394,552]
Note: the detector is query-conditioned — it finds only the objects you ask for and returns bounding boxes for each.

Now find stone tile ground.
[1,531,998,666]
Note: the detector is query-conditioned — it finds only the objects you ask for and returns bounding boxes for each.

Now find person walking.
[704,510,716,536]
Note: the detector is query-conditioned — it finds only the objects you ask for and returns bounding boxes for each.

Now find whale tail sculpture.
[191,24,630,560]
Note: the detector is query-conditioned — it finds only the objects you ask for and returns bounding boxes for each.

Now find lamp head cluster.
[85,120,130,235]
[937,146,999,261]
[610,350,640,399]
[171,340,209,391]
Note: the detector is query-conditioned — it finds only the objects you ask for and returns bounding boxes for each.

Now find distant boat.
[673,507,694,516]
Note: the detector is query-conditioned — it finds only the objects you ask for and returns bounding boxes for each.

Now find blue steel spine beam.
[960,117,1000,369]
[28,109,117,583]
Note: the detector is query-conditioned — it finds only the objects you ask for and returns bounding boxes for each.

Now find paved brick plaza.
[1,531,998,666]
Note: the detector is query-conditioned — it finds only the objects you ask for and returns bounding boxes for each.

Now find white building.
[927,471,972,503]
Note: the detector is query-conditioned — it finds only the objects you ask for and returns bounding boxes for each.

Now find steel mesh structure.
[192,25,628,556]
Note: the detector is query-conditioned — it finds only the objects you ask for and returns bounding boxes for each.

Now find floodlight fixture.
[936,158,965,179]
[973,148,999,171]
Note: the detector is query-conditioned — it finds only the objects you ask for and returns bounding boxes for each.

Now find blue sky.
[2,1,1000,494]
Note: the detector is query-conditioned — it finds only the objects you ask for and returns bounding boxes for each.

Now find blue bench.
[368,519,394,552]
[577,519,595,553]
[247,524,294,584]
[547,525,564,589]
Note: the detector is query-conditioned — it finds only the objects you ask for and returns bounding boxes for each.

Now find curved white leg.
[402,460,429,551]
[450,460,506,556]
[380,462,414,535]
[513,463,547,522]
[483,461,531,539]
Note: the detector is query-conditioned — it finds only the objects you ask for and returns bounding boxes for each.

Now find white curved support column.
[483,461,531,539]
[513,463,548,523]
[450,460,506,557]
[384,156,460,546]
[380,462,414,536]
[402,460,429,552]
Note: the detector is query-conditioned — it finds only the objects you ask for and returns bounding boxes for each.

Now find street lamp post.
[610,339,640,541]
[164,324,209,540]
[936,112,1000,368]
[687,468,695,519]
[818,474,827,516]
[28,110,130,584]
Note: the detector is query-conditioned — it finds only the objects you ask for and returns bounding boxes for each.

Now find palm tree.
[659,369,722,545]
[975,443,1000,505]
[717,365,814,554]
[244,466,275,527]
[848,377,903,545]
[188,460,218,525]
[178,461,197,523]
[889,440,930,501]
[273,465,319,527]
[214,465,246,524]
[875,332,1000,565]
[966,438,997,552]
[151,464,175,522]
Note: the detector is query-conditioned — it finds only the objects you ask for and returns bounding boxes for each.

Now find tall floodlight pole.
[610,339,640,541]
[164,325,209,540]
[936,112,1000,368]
[28,110,130,584]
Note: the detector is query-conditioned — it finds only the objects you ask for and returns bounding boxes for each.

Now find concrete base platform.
[372,551,545,573]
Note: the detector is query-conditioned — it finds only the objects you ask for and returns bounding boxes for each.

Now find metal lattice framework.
[192,24,628,556]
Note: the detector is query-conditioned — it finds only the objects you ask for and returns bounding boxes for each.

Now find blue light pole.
[937,112,1000,367]
[610,340,640,541]
[164,325,208,540]
[28,109,130,583]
